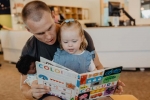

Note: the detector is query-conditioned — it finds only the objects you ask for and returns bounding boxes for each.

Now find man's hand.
[31,80,50,99]
[115,80,125,94]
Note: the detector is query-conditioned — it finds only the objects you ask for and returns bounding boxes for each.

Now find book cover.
[36,57,122,100]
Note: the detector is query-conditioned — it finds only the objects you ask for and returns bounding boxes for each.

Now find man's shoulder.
[21,36,37,56]
[83,30,95,52]
[25,36,36,46]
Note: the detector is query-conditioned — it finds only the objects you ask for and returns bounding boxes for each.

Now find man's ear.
[25,26,30,32]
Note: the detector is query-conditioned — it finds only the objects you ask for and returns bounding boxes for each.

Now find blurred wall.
[0,15,12,28]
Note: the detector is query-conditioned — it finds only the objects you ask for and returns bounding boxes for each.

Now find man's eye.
[38,33,44,35]
[48,25,53,31]
[48,27,51,31]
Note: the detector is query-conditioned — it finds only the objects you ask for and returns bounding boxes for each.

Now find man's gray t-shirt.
[21,31,95,61]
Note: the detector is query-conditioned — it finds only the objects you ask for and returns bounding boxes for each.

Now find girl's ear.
[60,43,63,50]
[81,35,84,42]
[80,35,85,50]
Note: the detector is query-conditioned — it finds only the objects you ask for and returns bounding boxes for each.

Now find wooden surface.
[111,95,138,100]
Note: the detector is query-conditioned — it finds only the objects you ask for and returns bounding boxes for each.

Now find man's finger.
[118,80,125,87]
[118,86,123,93]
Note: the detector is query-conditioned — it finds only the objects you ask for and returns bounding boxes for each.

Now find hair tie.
[64,19,75,23]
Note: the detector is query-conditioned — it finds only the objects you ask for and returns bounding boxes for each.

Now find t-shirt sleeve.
[21,43,30,56]
[84,30,95,52]
[21,36,37,57]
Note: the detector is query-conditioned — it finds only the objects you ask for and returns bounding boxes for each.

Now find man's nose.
[45,31,52,39]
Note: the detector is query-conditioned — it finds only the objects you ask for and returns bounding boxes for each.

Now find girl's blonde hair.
[58,19,88,50]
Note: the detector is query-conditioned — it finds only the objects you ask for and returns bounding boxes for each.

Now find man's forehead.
[25,13,54,33]
[25,11,51,21]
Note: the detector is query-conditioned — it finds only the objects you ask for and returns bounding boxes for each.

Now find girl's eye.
[64,42,68,43]
[73,41,77,43]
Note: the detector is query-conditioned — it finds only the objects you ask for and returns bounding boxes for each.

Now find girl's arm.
[93,52,104,70]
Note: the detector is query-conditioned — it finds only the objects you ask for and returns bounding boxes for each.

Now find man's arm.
[20,75,50,99]
[84,30,125,94]
[93,52,125,94]
[93,51,103,70]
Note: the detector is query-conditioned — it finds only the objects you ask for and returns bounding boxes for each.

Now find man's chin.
[46,42,54,45]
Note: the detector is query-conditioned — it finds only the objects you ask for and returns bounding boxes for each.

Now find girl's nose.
[68,42,73,47]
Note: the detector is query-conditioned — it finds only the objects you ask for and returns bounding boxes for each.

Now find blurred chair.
[108,22,113,26]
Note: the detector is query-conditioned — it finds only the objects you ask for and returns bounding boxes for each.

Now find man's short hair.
[22,1,51,23]
[16,55,36,75]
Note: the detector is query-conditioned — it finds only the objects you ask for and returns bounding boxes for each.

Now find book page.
[36,57,122,100]
[36,61,79,100]
[77,66,122,99]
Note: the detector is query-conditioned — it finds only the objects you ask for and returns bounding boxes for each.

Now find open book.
[36,57,122,100]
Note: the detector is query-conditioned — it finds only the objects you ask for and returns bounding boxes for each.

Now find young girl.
[53,19,97,74]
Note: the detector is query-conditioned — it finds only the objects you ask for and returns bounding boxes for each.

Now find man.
[20,1,124,100]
